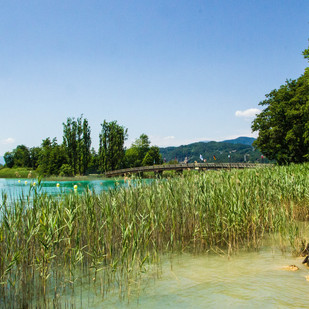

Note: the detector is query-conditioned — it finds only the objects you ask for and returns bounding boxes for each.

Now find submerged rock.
[282,265,299,271]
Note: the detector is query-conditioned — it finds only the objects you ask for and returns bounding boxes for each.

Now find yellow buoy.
[33,182,36,186]
[74,184,78,190]
[25,181,28,185]
[56,183,60,188]
[18,180,21,183]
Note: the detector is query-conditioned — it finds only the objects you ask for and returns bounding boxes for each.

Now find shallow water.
[50,243,309,308]
[128,249,309,309]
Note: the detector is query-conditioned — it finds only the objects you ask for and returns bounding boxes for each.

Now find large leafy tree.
[99,120,128,172]
[252,45,309,164]
[142,146,163,166]
[124,134,151,167]
[132,134,150,162]
[12,145,31,167]
[4,151,14,168]
[37,138,67,176]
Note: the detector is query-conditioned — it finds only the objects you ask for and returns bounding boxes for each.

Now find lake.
[0,177,127,199]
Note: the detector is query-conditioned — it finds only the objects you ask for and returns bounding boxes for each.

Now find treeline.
[3,116,162,176]
[159,141,266,164]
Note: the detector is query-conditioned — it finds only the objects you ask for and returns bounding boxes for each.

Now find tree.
[142,146,163,166]
[4,152,14,168]
[37,138,53,176]
[62,115,92,175]
[81,117,91,174]
[98,120,128,172]
[252,45,309,164]
[87,147,99,173]
[38,138,67,176]
[124,134,151,167]
[29,147,41,169]
[132,134,150,161]
[12,145,31,167]
[63,117,78,174]
[124,147,140,168]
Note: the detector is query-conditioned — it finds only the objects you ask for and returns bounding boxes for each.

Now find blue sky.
[0,0,308,156]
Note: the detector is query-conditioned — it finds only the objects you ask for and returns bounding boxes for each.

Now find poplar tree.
[63,115,92,175]
[99,120,128,172]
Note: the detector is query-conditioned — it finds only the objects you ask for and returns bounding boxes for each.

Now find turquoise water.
[0,178,126,200]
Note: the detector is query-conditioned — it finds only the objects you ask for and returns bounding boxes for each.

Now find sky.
[0,0,308,156]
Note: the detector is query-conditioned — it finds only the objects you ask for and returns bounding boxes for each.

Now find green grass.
[0,167,38,178]
[0,167,107,180]
[1,163,309,306]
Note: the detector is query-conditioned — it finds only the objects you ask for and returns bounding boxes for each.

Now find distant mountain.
[0,156,4,165]
[159,139,266,164]
[222,136,256,146]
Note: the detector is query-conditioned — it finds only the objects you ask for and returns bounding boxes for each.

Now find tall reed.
[1,163,309,307]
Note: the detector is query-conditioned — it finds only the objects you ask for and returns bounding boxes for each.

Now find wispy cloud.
[1,137,15,145]
[235,108,261,118]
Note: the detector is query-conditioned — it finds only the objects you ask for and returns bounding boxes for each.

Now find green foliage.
[63,117,78,173]
[81,117,92,174]
[13,145,31,167]
[252,46,309,164]
[4,145,33,168]
[167,159,178,164]
[142,146,163,166]
[37,138,67,176]
[132,133,150,162]
[29,147,41,169]
[63,115,92,175]
[59,164,74,177]
[124,146,140,167]
[303,45,309,61]
[124,134,152,167]
[99,120,128,172]
[2,115,92,177]
[4,152,14,168]
[87,147,100,174]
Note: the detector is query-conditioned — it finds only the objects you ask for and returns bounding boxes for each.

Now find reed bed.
[1,163,309,307]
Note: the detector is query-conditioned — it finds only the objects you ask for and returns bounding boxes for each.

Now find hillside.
[222,136,256,146]
[159,139,266,163]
